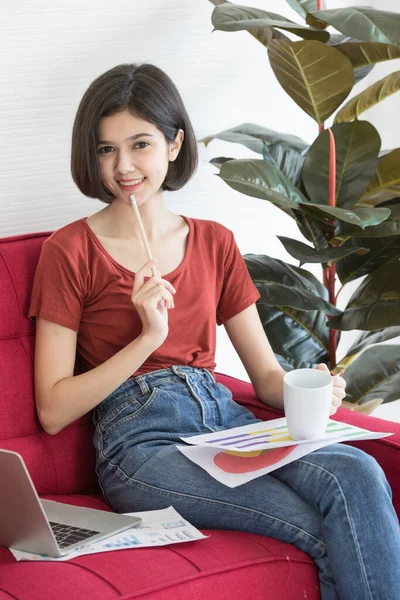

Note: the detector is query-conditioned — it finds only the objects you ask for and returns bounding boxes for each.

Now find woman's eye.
[98,146,113,154]
[97,142,149,155]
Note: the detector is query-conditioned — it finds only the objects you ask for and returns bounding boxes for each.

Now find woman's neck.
[94,193,178,243]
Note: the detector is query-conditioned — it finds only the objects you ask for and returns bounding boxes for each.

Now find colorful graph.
[214,445,297,473]
[104,534,142,548]
[205,421,358,450]
[102,529,196,549]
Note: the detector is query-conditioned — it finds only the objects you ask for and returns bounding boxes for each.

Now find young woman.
[29,63,400,600]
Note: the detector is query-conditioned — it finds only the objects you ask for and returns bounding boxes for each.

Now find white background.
[1,0,399,419]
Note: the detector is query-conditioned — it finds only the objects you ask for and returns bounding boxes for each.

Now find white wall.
[1,0,399,416]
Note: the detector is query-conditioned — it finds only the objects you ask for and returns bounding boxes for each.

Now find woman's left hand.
[316,363,346,415]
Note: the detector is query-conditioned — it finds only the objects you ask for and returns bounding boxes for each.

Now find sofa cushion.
[0,495,320,600]
[0,233,98,495]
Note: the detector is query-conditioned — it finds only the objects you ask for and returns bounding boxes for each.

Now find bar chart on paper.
[103,529,197,549]
[103,534,143,548]
[181,418,375,452]
[206,421,369,449]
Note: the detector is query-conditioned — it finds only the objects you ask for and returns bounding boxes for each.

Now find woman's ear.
[169,129,184,162]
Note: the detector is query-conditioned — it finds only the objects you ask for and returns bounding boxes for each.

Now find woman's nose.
[116,151,135,174]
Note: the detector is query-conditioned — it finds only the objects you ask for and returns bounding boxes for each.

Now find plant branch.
[326,127,338,367]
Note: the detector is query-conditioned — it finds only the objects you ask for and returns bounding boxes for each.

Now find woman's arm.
[224,304,345,412]
[224,304,286,410]
[35,318,159,435]
[35,259,175,435]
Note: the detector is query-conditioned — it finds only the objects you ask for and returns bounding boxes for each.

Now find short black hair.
[71,63,198,203]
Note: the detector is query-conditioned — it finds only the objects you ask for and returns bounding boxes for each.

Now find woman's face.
[97,109,183,205]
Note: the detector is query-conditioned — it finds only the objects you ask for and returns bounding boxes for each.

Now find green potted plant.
[204,0,400,412]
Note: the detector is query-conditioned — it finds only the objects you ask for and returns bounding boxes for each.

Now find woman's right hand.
[131,259,176,347]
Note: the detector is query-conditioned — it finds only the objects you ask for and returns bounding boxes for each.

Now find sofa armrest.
[216,372,400,516]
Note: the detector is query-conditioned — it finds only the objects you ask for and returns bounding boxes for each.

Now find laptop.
[0,448,141,557]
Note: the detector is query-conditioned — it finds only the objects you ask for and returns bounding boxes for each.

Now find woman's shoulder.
[44,217,88,249]
[188,216,233,241]
[40,218,91,268]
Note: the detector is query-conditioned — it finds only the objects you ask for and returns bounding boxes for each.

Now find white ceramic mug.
[283,368,333,441]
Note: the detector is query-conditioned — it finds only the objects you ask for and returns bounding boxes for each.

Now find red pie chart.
[214,446,297,473]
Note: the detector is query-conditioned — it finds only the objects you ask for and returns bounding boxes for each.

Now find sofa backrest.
[0,232,98,495]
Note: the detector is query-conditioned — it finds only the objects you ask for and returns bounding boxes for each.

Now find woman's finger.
[138,277,176,301]
[147,284,174,309]
[134,273,176,299]
[333,374,346,389]
[132,259,157,293]
[136,283,175,310]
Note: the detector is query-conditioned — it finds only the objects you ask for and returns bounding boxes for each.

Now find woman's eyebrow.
[97,133,154,144]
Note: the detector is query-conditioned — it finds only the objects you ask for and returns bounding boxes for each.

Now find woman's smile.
[118,177,146,193]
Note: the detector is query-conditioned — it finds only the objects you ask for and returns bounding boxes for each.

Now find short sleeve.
[216,231,260,325]
[28,237,85,332]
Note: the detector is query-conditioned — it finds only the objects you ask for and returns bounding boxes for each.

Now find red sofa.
[1,230,399,600]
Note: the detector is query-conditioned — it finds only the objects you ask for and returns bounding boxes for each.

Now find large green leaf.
[302,121,381,209]
[309,8,400,45]
[262,307,330,367]
[262,143,305,187]
[210,156,234,169]
[328,257,400,331]
[218,158,374,230]
[244,254,341,315]
[218,158,308,210]
[211,4,330,41]
[335,205,399,239]
[342,345,400,405]
[341,327,400,365]
[244,255,331,366]
[257,308,330,368]
[286,0,326,20]
[327,34,375,85]
[268,40,354,124]
[335,235,400,285]
[359,149,400,206]
[277,235,367,266]
[300,204,367,229]
[208,0,288,47]
[294,210,332,249]
[335,70,400,124]
[335,41,400,68]
[295,207,336,236]
[200,123,308,154]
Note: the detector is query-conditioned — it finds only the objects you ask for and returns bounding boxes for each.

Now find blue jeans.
[93,366,400,600]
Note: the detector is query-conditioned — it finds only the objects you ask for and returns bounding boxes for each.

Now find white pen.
[130,194,158,278]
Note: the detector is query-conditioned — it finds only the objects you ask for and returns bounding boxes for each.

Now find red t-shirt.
[28,216,260,376]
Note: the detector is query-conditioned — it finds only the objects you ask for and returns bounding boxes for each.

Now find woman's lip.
[118,178,145,192]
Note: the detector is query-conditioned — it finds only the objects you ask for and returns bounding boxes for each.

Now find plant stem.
[335,284,344,303]
[326,128,337,368]
[316,0,336,367]
[328,129,336,207]
[328,264,337,367]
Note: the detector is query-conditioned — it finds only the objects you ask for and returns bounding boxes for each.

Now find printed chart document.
[9,506,207,562]
[178,418,392,488]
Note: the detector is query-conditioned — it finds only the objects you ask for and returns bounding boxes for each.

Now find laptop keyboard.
[49,521,101,548]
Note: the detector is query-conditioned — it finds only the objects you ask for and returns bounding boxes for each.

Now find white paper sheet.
[9,506,207,562]
[181,417,389,451]
[178,418,392,487]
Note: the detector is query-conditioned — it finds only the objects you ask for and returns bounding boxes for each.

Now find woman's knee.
[315,443,390,495]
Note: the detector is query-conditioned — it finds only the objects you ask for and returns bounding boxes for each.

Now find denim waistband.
[98,365,215,405]
[134,365,215,393]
